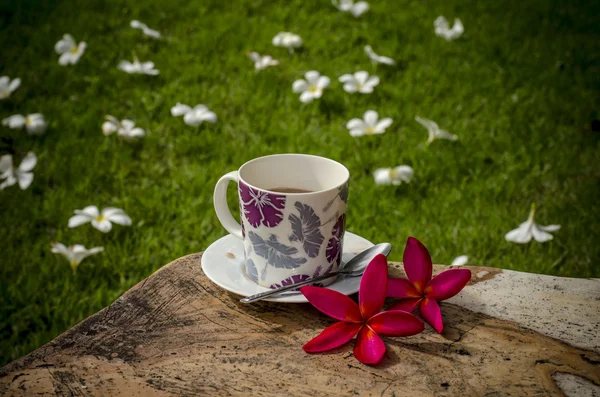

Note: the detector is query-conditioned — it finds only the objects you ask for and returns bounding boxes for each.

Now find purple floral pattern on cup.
[239,181,286,228]
[270,274,311,289]
[325,214,346,267]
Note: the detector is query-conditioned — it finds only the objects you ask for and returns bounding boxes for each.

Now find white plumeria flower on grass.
[247,52,279,71]
[332,0,369,17]
[0,152,37,190]
[346,110,392,137]
[364,45,395,66]
[171,103,217,126]
[374,165,414,185]
[339,71,379,94]
[2,114,47,135]
[130,20,161,39]
[272,32,302,53]
[54,34,87,65]
[292,71,331,103]
[51,243,104,274]
[0,76,21,100]
[434,16,464,41]
[102,115,145,141]
[450,255,469,267]
[68,206,132,233]
[505,203,560,244]
[415,116,457,144]
[118,57,159,75]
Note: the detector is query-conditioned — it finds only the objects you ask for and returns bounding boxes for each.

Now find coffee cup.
[213,154,349,289]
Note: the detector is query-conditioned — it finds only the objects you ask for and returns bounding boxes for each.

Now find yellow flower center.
[389,169,398,180]
[309,86,318,93]
[365,127,375,135]
[25,118,31,125]
[95,215,105,223]
[71,46,78,54]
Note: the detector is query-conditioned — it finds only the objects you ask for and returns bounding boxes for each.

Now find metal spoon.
[239,242,392,303]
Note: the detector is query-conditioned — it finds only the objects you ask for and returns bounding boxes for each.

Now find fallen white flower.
[54,34,87,65]
[373,165,414,185]
[346,110,392,137]
[0,76,21,100]
[2,114,47,135]
[332,0,369,17]
[292,71,330,103]
[450,255,469,267]
[51,242,104,273]
[130,20,161,39]
[171,103,217,126]
[434,16,464,41]
[272,32,302,53]
[102,115,145,141]
[0,152,37,190]
[364,45,395,65]
[118,57,159,75]
[247,52,279,71]
[338,71,379,94]
[415,116,457,144]
[505,204,560,244]
[68,205,132,233]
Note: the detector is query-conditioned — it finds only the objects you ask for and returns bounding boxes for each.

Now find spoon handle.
[239,271,346,303]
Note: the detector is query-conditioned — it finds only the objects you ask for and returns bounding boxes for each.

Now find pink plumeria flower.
[388,237,472,333]
[301,254,424,365]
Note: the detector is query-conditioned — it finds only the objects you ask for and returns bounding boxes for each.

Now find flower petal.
[354,71,369,85]
[346,118,365,130]
[292,79,307,93]
[91,218,112,233]
[171,103,192,116]
[364,75,380,88]
[349,128,366,137]
[389,298,422,313]
[450,255,468,267]
[540,224,560,232]
[8,78,20,93]
[17,172,33,189]
[419,297,443,333]
[363,110,378,126]
[338,74,354,83]
[68,214,91,228]
[18,152,37,172]
[343,83,358,93]
[504,222,532,244]
[303,321,362,353]
[316,76,330,89]
[300,286,362,323]
[104,211,132,226]
[299,91,314,103]
[78,205,99,218]
[359,254,388,319]
[367,310,424,336]
[304,71,320,85]
[387,277,420,299]
[531,224,555,243]
[403,237,433,293]
[350,1,369,17]
[353,325,386,365]
[375,118,392,132]
[425,269,471,301]
[373,168,391,185]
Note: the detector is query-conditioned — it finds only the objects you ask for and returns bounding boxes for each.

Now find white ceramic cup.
[213,154,349,289]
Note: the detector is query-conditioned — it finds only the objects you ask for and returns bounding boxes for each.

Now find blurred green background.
[1,0,599,365]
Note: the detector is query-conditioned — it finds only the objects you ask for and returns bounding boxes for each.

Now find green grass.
[1,0,599,365]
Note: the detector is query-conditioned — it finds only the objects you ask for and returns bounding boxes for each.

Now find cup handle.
[213,171,243,239]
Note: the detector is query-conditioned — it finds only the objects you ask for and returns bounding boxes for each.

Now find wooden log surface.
[1,252,599,396]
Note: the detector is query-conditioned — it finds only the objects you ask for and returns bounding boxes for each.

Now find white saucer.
[201,232,374,303]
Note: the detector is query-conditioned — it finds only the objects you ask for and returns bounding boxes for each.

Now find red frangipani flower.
[301,254,424,365]
[387,237,472,333]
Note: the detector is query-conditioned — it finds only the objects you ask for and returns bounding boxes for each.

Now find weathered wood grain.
[1,253,598,396]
